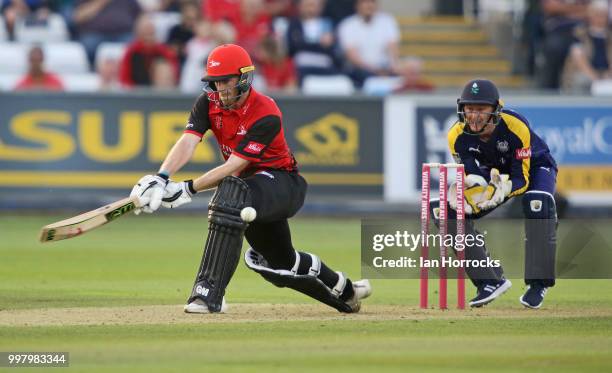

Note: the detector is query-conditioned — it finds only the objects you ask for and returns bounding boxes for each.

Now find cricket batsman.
[129,44,371,313]
[431,79,558,309]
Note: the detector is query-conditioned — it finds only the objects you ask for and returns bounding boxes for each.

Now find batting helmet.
[456,79,504,133]
[201,44,255,106]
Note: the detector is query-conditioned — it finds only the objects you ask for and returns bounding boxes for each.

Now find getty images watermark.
[361,219,612,280]
[370,230,500,270]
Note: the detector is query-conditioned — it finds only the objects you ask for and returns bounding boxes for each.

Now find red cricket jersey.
[184,88,298,176]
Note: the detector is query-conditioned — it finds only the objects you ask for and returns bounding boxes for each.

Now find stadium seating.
[60,73,100,92]
[0,43,29,74]
[95,42,127,68]
[363,76,404,96]
[43,42,89,74]
[0,73,22,91]
[302,75,355,95]
[14,14,69,43]
[591,80,612,96]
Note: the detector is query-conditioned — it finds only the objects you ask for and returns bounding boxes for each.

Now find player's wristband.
[186,180,197,195]
[157,171,170,180]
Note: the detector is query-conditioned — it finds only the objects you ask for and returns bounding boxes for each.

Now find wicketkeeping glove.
[449,174,488,215]
[161,180,197,209]
[130,174,168,214]
[477,168,512,211]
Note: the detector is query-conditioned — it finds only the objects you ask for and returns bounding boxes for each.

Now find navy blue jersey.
[447,109,557,197]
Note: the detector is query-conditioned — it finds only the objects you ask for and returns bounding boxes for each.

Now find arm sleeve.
[233,115,281,161]
[185,93,211,138]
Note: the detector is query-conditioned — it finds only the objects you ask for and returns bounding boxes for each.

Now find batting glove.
[161,180,197,209]
[130,174,168,214]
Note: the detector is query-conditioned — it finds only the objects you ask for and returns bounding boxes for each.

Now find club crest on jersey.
[496,140,509,153]
[244,141,264,154]
[530,200,542,212]
[515,147,531,159]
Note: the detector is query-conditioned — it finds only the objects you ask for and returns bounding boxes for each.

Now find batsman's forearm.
[192,155,249,192]
[192,164,231,191]
[159,135,199,175]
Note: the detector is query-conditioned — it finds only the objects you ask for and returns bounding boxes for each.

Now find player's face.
[464,104,495,133]
[215,77,241,107]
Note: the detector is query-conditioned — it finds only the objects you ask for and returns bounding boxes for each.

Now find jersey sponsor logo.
[468,146,481,154]
[496,140,509,153]
[186,122,194,129]
[515,147,531,159]
[244,141,265,154]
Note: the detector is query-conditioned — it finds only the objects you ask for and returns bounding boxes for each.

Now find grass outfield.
[1,214,611,372]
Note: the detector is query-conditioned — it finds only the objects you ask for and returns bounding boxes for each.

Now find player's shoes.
[519,284,547,309]
[184,297,228,313]
[469,278,512,308]
[345,279,372,313]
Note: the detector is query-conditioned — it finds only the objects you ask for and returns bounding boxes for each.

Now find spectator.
[73,0,141,66]
[151,58,177,90]
[166,1,199,68]
[264,0,295,18]
[232,0,271,56]
[118,14,179,87]
[201,0,239,22]
[96,56,121,91]
[537,0,589,89]
[256,34,297,92]
[323,0,355,27]
[14,45,64,91]
[337,0,400,88]
[180,20,236,93]
[287,0,339,85]
[202,0,290,22]
[562,0,612,92]
[2,0,52,39]
[393,57,434,93]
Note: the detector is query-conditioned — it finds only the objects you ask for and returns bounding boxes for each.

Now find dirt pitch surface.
[2,304,612,327]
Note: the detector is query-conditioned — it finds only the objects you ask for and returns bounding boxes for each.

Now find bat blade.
[39,196,141,243]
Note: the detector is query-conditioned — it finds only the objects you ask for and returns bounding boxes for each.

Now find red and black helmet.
[201,44,255,106]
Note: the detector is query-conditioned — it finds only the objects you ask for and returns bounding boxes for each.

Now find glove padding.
[477,169,512,211]
[161,180,197,209]
[130,174,168,214]
[449,174,490,215]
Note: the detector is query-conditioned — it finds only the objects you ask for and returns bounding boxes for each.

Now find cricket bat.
[39,196,142,243]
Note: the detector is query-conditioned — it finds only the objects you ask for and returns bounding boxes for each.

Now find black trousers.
[243,170,307,269]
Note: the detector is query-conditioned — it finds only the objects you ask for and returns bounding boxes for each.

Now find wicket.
[420,163,466,309]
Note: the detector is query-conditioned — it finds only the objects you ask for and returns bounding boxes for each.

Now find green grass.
[1,214,611,372]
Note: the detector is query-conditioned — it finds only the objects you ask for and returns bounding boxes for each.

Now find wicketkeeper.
[431,79,558,309]
[130,44,371,313]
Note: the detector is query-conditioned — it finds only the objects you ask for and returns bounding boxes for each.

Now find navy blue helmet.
[457,79,503,134]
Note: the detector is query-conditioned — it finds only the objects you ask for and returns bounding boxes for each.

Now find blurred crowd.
[0,0,431,94]
[522,0,612,93]
[3,0,611,95]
